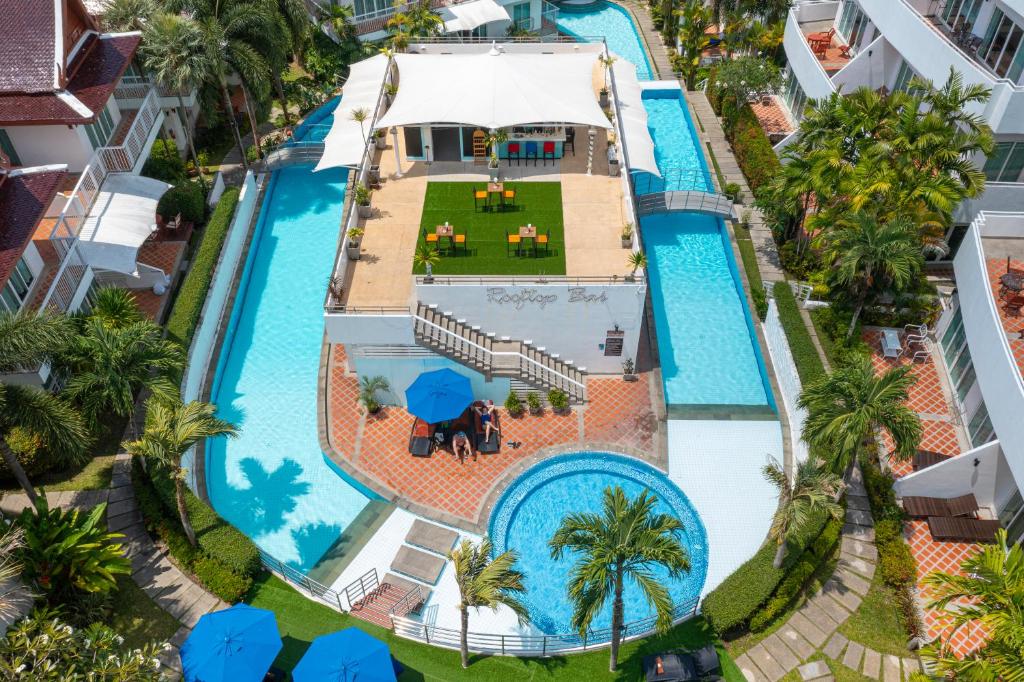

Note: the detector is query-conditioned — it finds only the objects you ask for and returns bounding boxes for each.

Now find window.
[893,59,918,93]
[984,141,1024,182]
[353,0,390,19]
[837,1,869,48]
[782,69,808,121]
[940,309,966,364]
[511,2,531,30]
[0,255,35,312]
[979,9,1024,80]
[0,129,19,165]
[84,106,115,150]
[941,0,984,33]
[967,402,995,446]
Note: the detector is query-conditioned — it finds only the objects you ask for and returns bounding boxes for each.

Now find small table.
[1001,271,1024,292]
[518,225,537,256]
[435,224,454,251]
[487,182,504,195]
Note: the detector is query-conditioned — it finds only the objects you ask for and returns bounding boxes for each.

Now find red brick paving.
[749,98,794,137]
[987,257,1024,379]
[326,344,659,527]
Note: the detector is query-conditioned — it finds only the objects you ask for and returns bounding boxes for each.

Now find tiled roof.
[0,34,140,125]
[0,168,66,292]
[0,0,57,94]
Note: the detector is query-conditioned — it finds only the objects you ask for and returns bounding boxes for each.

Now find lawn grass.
[414,182,566,276]
[248,575,744,681]
[108,575,182,650]
[838,574,910,657]
[30,455,116,492]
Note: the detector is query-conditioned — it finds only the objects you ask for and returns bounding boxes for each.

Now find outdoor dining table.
[1001,271,1024,292]
[435,223,455,251]
[518,224,537,256]
[487,181,504,196]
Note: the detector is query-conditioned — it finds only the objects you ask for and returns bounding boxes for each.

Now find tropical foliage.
[449,538,530,668]
[762,457,844,568]
[0,609,163,680]
[674,1,714,89]
[550,486,690,672]
[87,287,143,330]
[123,399,237,547]
[16,497,130,601]
[921,529,1024,679]
[358,375,391,413]
[799,356,922,473]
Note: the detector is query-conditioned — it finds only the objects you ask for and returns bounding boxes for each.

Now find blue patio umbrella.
[179,604,282,682]
[404,368,474,423]
[292,627,397,682]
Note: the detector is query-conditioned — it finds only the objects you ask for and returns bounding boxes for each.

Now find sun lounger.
[383,573,431,613]
[409,419,434,458]
[927,516,1001,543]
[391,546,446,585]
[405,519,458,556]
[881,328,903,358]
[903,494,978,518]
[912,450,951,471]
[472,407,501,454]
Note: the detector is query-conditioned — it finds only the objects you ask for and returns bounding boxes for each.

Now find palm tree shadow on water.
[220,457,310,537]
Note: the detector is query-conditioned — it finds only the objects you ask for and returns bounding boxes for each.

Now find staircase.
[413,303,588,403]
[343,569,425,629]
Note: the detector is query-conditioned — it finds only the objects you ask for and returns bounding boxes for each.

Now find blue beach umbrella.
[404,368,474,423]
[179,604,282,682]
[293,627,397,682]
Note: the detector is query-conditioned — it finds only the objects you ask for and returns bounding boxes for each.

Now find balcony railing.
[99,87,162,172]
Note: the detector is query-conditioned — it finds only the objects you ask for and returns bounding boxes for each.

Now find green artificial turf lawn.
[108,575,182,650]
[248,575,745,681]
[414,181,566,276]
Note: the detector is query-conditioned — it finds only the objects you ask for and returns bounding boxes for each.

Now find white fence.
[763,299,810,464]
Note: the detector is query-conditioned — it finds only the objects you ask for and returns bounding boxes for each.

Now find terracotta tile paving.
[326,344,659,527]
[749,97,794,137]
[865,331,988,656]
[986,257,1024,378]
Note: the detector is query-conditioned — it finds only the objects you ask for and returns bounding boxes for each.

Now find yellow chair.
[423,228,440,246]
[473,188,489,210]
[536,228,549,256]
[506,230,521,256]
[502,189,516,209]
[454,233,467,255]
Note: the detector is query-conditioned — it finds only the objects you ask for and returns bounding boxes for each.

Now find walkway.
[617,0,675,79]
[734,464,921,682]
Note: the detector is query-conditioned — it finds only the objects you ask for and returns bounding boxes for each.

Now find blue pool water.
[490,452,707,636]
[557,1,654,81]
[207,101,372,571]
[634,90,713,195]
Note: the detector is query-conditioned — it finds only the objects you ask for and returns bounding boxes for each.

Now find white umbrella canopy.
[442,0,511,32]
[77,174,170,275]
[314,54,390,172]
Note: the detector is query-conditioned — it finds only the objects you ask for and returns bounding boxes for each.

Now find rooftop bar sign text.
[486,287,608,310]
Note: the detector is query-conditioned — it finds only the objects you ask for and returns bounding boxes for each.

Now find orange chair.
[473,187,489,210]
[506,230,521,256]
[454,232,467,255]
[535,228,550,256]
[502,188,516,209]
[423,228,440,247]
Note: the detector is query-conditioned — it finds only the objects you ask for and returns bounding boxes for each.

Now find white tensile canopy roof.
[442,0,511,32]
[314,54,390,172]
[374,49,613,131]
[612,59,660,177]
[77,174,170,275]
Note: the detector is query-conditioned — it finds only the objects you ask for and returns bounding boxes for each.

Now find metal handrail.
[258,549,347,611]
[414,275,643,285]
[325,304,411,314]
[389,585,424,617]
[341,567,379,609]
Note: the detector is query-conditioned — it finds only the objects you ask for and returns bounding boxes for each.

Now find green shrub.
[165,188,240,349]
[702,543,783,635]
[547,388,569,411]
[504,391,523,416]
[751,285,768,321]
[142,139,186,183]
[303,30,352,83]
[812,517,843,559]
[879,541,916,586]
[773,281,825,385]
[749,554,817,632]
[192,555,252,603]
[157,182,205,223]
[723,182,743,203]
[729,105,782,200]
[0,427,50,480]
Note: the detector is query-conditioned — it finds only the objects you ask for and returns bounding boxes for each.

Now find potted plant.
[485,129,508,182]
[327,276,344,303]
[375,128,387,150]
[622,357,637,382]
[354,183,372,218]
[620,222,634,248]
[724,182,743,204]
[346,227,364,260]
[598,54,616,108]
[504,391,524,417]
[526,391,543,416]
[547,388,570,415]
[358,375,391,415]
[626,250,648,280]
[384,82,398,104]
[414,244,441,283]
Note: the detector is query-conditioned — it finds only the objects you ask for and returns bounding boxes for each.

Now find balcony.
[114,77,198,111]
[783,7,839,102]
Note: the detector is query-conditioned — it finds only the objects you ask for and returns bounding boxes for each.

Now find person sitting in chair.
[476,400,499,443]
[452,431,474,464]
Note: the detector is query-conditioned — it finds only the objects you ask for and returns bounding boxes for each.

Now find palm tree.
[921,529,1024,678]
[762,457,844,568]
[99,0,156,31]
[327,2,358,43]
[799,355,922,474]
[123,399,237,546]
[62,319,184,426]
[350,107,370,144]
[140,12,213,189]
[406,0,443,36]
[821,212,924,338]
[0,526,28,623]
[598,54,617,94]
[87,286,142,330]
[413,244,441,272]
[448,538,530,669]
[627,250,648,277]
[549,486,690,672]
[675,1,713,89]
[0,311,89,503]
[358,375,391,414]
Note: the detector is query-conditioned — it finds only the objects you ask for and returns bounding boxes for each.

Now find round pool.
[488,452,707,635]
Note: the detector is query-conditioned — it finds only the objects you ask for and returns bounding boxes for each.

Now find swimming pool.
[207,100,373,573]
[557,1,654,81]
[634,89,713,195]
[489,452,707,636]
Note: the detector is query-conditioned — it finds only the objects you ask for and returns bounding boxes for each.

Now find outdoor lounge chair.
[391,546,446,584]
[903,494,978,519]
[927,516,1001,543]
[912,450,951,471]
[408,419,434,457]
[642,645,721,682]
[405,519,458,555]
[473,406,501,454]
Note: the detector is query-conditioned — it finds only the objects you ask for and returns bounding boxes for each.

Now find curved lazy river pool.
[489,452,708,635]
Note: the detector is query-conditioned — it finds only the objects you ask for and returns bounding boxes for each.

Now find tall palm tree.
[675,1,713,89]
[262,0,309,128]
[327,2,358,43]
[62,319,184,426]
[87,286,143,330]
[550,486,690,672]
[123,399,237,546]
[350,107,370,143]
[762,457,844,568]
[406,0,443,36]
[799,356,922,474]
[0,311,89,503]
[448,538,530,669]
[821,212,924,338]
[141,12,213,189]
[99,0,156,31]
[921,529,1024,679]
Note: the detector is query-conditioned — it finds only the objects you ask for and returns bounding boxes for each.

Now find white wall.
[830,34,888,92]
[794,0,840,23]
[894,441,1004,511]
[955,182,1024,223]
[21,241,44,280]
[325,313,416,346]
[415,281,647,373]
[784,9,838,101]
[4,124,93,171]
[351,354,511,406]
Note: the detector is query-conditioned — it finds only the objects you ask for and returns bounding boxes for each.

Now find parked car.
[643,644,722,682]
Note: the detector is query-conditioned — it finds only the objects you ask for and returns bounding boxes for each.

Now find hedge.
[157,182,205,224]
[735,236,767,321]
[773,281,825,386]
[729,105,781,200]
[166,187,240,349]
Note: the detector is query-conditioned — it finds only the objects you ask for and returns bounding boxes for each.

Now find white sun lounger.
[881,328,903,358]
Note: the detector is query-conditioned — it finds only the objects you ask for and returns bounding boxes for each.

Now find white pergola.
[440,0,511,33]
[314,54,390,172]
[77,174,170,275]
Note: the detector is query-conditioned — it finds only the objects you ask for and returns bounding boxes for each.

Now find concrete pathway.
[734,463,920,682]
[618,0,675,79]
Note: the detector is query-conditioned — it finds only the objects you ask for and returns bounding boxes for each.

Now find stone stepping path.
[735,463,913,682]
